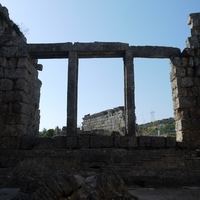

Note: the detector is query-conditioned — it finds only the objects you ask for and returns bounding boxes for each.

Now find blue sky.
[1,0,200,130]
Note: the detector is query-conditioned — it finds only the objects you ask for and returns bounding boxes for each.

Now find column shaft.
[124,51,136,135]
[67,51,78,135]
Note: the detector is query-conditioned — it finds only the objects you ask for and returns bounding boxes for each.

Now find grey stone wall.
[82,106,125,133]
[170,13,200,146]
[0,4,41,137]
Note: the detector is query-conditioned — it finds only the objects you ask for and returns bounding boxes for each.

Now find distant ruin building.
[82,106,125,134]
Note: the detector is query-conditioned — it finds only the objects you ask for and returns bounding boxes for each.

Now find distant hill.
[137,117,175,136]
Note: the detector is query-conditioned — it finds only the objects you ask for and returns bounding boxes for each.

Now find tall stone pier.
[170,13,200,146]
[0,5,41,139]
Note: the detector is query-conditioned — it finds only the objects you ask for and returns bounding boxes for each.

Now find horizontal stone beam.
[129,46,181,58]
[28,43,181,59]
[74,42,129,58]
[28,43,73,58]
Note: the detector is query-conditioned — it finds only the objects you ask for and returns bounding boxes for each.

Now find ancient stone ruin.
[82,106,125,134]
[0,3,200,200]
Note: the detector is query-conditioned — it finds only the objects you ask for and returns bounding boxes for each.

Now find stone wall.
[170,13,200,146]
[0,4,41,137]
[82,106,125,133]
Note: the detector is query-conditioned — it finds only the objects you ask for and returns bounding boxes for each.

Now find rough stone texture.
[13,173,132,200]
[82,106,125,134]
[0,4,41,137]
[1,148,200,190]
[170,12,200,145]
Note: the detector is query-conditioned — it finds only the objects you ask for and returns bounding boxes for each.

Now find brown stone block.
[151,137,165,149]
[115,136,137,148]
[90,136,114,148]
[0,136,20,149]
[21,136,35,149]
[54,136,66,148]
[66,136,77,149]
[178,96,196,108]
[189,108,200,118]
[34,137,54,149]
[165,137,176,148]
[187,68,194,76]
[77,136,90,148]
[138,136,151,148]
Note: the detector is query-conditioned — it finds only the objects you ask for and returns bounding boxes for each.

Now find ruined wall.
[0,4,41,137]
[170,13,200,146]
[82,106,125,133]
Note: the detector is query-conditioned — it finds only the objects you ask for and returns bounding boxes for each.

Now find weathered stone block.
[130,46,180,58]
[115,136,137,148]
[189,108,200,118]
[170,57,181,66]
[90,136,114,148]
[34,137,54,149]
[186,68,194,76]
[138,136,151,148]
[0,57,7,67]
[13,91,29,103]
[188,13,200,28]
[0,47,18,58]
[151,137,165,148]
[0,136,20,149]
[165,137,176,148]
[178,96,196,108]
[21,136,35,149]
[4,68,29,80]
[15,79,30,93]
[13,102,30,114]
[0,79,14,90]
[5,114,17,125]
[54,136,66,148]
[3,91,14,102]
[186,36,200,49]
[66,136,77,149]
[77,136,90,148]
[182,77,193,87]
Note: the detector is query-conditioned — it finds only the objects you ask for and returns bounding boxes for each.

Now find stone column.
[67,51,78,135]
[123,50,136,135]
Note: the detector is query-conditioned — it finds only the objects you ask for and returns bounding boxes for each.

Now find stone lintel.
[28,43,73,58]
[129,46,181,58]
[74,42,129,58]
[28,43,181,59]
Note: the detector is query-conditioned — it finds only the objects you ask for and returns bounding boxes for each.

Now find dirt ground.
[128,187,200,200]
[1,187,200,200]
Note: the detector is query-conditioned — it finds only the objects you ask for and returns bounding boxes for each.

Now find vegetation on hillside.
[39,128,55,137]
[137,117,175,136]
